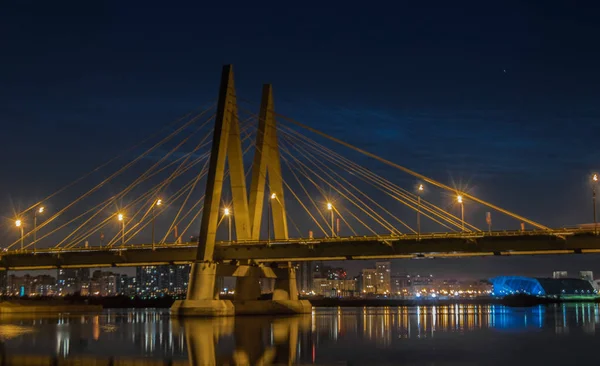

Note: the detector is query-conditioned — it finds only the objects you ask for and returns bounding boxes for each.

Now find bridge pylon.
[171,65,310,317]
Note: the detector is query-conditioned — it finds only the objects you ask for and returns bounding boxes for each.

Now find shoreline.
[2,294,598,311]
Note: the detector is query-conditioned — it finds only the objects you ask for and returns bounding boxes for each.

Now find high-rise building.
[137,265,190,297]
[119,275,137,296]
[553,271,568,279]
[57,268,90,295]
[137,266,161,297]
[391,274,411,295]
[325,267,347,280]
[90,270,119,296]
[375,262,391,294]
[296,262,313,294]
[170,265,191,295]
[361,269,377,294]
[30,275,56,296]
[8,274,56,296]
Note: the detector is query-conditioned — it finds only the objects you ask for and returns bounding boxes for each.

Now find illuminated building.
[375,262,391,294]
[296,261,313,294]
[170,265,191,295]
[136,265,191,297]
[313,278,357,297]
[553,271,568,279]
[136,266,163,297]
[90,270,119,296]
[8,274,55,296]
[309,263,348,294]
[57,268,90,295]
[361,269,377,294]
[391,274,411,295]
[490,276,598,299]
[118,275,138,296]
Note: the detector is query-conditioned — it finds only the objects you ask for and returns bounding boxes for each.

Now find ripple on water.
[0,325,34,340]
[100,325,118,332]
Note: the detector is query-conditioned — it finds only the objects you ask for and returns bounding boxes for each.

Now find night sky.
[2,1,600,279]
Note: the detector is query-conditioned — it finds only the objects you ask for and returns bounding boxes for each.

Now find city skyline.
[2,2,600,364]
[2,2,600,279]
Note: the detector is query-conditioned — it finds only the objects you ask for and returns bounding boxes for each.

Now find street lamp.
[457,195,464,233]
[327,202,335,237]
[268,193,277,242]
[417,184,424,239]
[593,174,598,235]
[33,206,44,252]
[15,219,24,251]
[224,207,232,242]
[118,213,125,245]
[152,199,162,249]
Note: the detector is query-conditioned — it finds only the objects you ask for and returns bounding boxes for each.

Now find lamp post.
[152,199,162,249]
[417,184,424,239]
[118,213,125,245]
[268,193,276,242]
[327,202,334,237]
[224,207,231,242]
[15,219,24,251]
[593,174,598,235]
[33,206,44,252]
[457,195,464,233]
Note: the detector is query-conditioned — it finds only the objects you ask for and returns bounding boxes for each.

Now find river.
[0,303,597,365]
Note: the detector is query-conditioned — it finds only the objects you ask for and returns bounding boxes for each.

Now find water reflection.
[0,304,599,364]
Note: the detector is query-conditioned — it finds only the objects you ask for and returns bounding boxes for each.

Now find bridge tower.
[171,65,310,316]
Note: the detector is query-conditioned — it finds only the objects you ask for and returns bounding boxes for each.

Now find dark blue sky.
[1,1,600,277]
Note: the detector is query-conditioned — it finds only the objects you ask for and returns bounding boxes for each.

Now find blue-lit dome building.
[489,276,598,300]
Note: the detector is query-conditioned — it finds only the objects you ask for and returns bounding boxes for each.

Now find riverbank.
[4,294,597,310]
[0,299,102,313]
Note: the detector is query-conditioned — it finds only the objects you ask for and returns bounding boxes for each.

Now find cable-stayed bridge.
[4,65,599,315]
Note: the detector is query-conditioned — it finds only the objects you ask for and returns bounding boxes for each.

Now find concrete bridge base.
[234,300,312,315]
[171,261,311,317]
[171,299,235,317]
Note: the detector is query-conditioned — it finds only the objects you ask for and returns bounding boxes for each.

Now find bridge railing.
[1,228,596,256]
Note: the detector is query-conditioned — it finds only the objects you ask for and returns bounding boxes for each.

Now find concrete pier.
[171,262,311,317]
[0,300,102,314]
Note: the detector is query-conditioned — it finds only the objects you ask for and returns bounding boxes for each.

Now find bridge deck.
[0,230,599,270]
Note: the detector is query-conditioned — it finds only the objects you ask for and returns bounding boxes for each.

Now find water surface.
[0,303,598,365]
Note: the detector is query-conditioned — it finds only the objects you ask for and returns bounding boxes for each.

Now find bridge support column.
[234,264,311,315]
[234,265,262,301]
[171,262,234,317]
